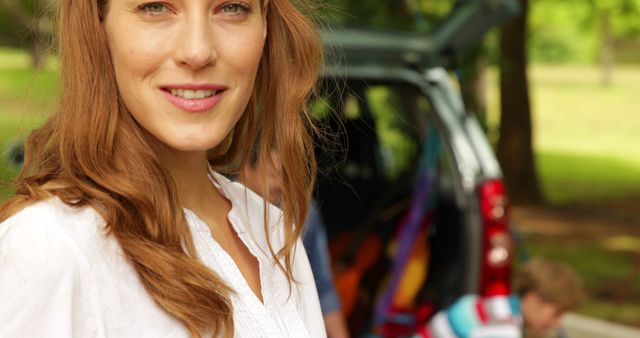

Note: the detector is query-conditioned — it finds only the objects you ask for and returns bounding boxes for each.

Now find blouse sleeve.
[0,211,100,338]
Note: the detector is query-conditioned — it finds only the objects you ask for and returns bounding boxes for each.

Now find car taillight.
[479,179,513,296]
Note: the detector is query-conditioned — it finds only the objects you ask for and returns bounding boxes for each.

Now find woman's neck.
[156,147,222,213]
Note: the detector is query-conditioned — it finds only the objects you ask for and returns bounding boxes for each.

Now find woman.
[0,0,325,337]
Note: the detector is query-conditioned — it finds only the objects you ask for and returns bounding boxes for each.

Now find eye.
[219,2,251,15]
[138,2,170,15]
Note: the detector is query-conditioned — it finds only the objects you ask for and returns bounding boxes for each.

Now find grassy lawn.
[486,64,640,327]
[537,151,640,205]
[0,47,56,199]
[487,64,640,205]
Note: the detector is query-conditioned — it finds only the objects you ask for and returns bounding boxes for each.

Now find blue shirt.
[302,200,342,315]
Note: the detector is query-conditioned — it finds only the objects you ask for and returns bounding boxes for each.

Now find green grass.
[537,151,640,204]
[487,65,640,205]
[0,47,33,70]
[485,64,640,327]
[0,47,56,199]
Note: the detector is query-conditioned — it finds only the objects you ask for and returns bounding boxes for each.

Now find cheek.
[106,18,171,81]
[111,34,167,79]
[219,31,265,76]
[540,307,560,328]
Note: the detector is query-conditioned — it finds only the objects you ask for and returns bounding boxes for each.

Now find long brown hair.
[0,0,322,337]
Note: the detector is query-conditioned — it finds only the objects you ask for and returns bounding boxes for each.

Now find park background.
[1,0,639,331]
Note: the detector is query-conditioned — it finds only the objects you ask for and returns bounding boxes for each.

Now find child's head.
[241,150,284,206]
[514,257,584,336]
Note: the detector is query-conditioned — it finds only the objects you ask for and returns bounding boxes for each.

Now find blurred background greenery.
[1,0,639,329]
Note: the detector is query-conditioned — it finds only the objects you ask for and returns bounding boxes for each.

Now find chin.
[173,142,221,153]
[154,136,222,154]
[175,133,230,151]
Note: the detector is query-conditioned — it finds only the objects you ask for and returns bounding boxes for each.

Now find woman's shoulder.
[1,196,105,235]
[0,197,107,271]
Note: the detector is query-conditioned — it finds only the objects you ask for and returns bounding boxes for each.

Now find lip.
[159,84,227,113]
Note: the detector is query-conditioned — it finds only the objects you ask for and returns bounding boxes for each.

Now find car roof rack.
[322,0,520,69]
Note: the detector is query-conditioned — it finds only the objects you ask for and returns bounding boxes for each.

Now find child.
[416,257,584,338]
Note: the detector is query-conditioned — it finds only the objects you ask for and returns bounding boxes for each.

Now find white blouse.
[0,172,326,338]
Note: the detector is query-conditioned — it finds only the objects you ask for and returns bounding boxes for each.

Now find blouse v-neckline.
[183,170,267,306]
[182,169,314,337]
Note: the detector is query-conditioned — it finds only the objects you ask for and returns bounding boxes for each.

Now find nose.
[174,17,216,70]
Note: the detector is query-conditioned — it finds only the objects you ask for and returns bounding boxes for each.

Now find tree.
[590,0,640,86]
[321,0,452,32]
[528,0,640,85]
[0,0,54,68]
[497,0,543,204]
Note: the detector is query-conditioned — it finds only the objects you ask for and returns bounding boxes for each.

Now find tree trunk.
[30,40,48,69]
[497,0,543,205]
[599,10,614,87]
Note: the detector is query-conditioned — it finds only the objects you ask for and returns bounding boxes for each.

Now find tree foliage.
[0,0,54,67]
[529,0,640,63]
[320,0,452,32]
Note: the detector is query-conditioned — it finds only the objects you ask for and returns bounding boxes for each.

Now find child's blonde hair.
[514,257,585,311]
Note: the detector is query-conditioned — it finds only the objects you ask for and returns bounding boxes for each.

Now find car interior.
[312,78,470,334]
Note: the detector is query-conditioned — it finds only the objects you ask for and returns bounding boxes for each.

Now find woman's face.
[103,0,267,152]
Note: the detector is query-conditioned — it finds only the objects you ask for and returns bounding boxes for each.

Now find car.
[311,0,520,335]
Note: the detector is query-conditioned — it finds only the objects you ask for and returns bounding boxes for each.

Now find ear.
[262,0,269,40]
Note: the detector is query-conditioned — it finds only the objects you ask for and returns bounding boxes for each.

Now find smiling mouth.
[167,89,222,99]
[160,86,227,113]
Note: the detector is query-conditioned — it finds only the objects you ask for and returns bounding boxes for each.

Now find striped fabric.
[414,295,522,338]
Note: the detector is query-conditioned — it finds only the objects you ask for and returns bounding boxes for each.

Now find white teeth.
[169,89,216,99]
